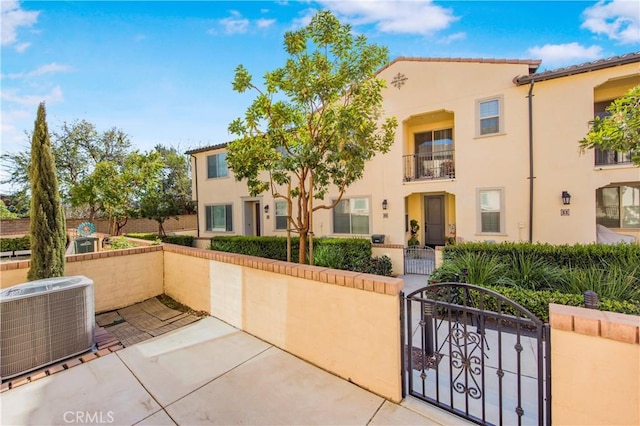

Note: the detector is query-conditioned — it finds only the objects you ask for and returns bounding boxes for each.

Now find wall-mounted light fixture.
[264,204,269,214]
[382,199,388,210]
[562,191,571,205]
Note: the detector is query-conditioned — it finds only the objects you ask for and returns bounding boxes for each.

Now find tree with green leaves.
[1,119,132,219]
[580,85,640,165]
[139,145,194,236]
[227,10,397,264]
[87,151,163,235]
[0,199,18,219]
[28,103,67,280]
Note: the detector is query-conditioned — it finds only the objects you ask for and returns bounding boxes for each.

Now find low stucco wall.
[372,244,404,275]
[550,304,640,425]
[163,244,404,402]
[0,246,164,313]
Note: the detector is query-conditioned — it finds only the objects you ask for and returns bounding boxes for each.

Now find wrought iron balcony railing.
[595,148,634,166]
[403,150,455,181]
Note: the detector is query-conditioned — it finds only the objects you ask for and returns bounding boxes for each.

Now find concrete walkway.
[1,316,470,426]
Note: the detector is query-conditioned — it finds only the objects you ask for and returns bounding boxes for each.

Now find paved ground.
[1,316,471,426]
[96,297,202,347]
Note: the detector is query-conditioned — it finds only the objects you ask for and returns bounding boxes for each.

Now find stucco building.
[187,52,640,272]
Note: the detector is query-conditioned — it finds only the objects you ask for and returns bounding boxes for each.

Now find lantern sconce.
[382,199,388,210]
[562,191,571,205]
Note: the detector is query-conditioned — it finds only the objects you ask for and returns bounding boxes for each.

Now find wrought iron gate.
[403,246,435,275]
[402,283,551,426]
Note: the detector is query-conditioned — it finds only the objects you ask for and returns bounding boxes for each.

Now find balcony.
[595,148,634,166]
[403,150,455,181]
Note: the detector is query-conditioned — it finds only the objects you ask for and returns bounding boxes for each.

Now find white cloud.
[1,0,39,47]
[1,85,64,107]
[316,0,457,35]
[581,0,640,44]
[438,32,466,45]
[528,43,604,68]
[256,18,276,29]
[219,10,250,34]
[2,63,72,80]
[14,42,30,53]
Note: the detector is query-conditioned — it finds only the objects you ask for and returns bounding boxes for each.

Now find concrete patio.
[1,316,470,425]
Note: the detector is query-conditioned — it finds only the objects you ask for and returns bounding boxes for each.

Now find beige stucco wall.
[191,58,639,247]
[162,245,404,402]
[550,304,640,425]
[372,244,404,275]
[0,247,164,313]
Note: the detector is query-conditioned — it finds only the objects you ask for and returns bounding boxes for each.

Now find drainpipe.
[527,81,535,242]
[190,154,200,238]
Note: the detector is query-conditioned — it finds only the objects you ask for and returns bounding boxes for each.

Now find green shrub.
[443,241,640,270]
[496,252,568,291]
[210,236,376,273]
[313,244,345,269]
[107,236,137,250]
[430,252,506,286]
[124,233,194,247]
[559,264,640,302]
[0,235,31,252]
[482,285,640,322]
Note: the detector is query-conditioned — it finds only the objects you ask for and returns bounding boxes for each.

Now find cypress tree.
[27,102,67,280]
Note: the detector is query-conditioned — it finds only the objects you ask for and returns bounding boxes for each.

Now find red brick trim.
[162,244,404,295]
[0,245,163,272]
[549,304,640,345]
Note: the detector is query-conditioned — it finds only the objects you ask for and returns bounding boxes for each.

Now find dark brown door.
[424,195,445,247]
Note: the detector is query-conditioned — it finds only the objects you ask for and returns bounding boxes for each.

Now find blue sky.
[1,0,639,189]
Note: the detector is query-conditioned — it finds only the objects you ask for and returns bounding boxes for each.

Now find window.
[207,153,228,178]
[593,102,634,166]
[275,201,288,230]
[478,188,504,233]
[333,198,370,234]
[477,96,503,136]
[205,204,233,232]
[596,186,640,228]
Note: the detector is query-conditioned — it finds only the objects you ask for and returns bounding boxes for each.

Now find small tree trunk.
[286,183,292,263]
[308,173,314,265]
[298,229,307,264]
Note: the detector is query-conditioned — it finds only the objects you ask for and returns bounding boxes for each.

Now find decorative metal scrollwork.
[447,322,484,400]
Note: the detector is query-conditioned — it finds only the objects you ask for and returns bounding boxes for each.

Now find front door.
[424,195,445,247]
[243,201,262,236]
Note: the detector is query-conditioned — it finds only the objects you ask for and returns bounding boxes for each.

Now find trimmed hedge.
[442,242,640,268]
[483,285,640,322]
[443,241,640,269]
[210,236,372,272]
[0,235,31,252]
[124,233,194,247]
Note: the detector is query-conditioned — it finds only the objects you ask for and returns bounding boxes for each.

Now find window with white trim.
[478,188,504,233]
[275,201,288,230]
[205,204,233,232]
[207,153,228,178]
[333,197,370,234]
[596,185,640,228]
[477,96,503,136]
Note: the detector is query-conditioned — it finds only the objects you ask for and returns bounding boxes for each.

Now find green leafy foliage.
[432,241,640,316]
[106,236,137,250]
[124,233,194,247]
[580,85,640,165]
[227,10,397,263]
[210,236,389,274]
[0,235,31,252]
[28,103,67,280]
[138,145,195,236]
[0,200,18,219]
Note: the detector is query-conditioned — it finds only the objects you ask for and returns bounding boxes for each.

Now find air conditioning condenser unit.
[1,276,95,380]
